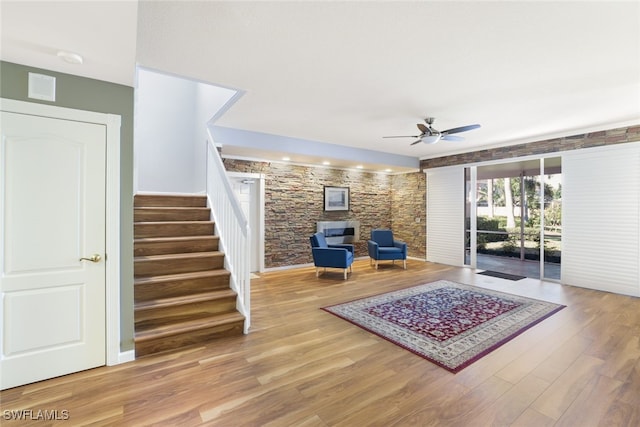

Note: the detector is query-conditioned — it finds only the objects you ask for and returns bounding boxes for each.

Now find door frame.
[1,98,123,366]
[227,171,265,272]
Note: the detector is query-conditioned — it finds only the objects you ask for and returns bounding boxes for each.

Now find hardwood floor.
[2,259,640,426]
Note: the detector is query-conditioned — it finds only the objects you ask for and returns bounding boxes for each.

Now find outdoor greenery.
[473,175,562,263]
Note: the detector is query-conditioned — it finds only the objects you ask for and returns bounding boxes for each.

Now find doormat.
[477,270,526,281]
[322,280,564,373]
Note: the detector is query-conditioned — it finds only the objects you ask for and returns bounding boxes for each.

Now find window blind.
[426,167,464,266]
[562,143,640,297]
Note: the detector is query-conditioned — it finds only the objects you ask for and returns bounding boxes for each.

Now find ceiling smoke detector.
[57,50,84,64]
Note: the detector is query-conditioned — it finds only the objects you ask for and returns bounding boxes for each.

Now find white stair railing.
[205,129,250,333]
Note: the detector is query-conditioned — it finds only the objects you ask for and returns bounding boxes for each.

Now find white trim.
[257,175,266,272]
[117,350,136,364]
[105,113,122,365]
[264,262,316,272]
[263,256,373,273]
[469,166,477,268]
[0,98,123,366]
[539,158,545,280]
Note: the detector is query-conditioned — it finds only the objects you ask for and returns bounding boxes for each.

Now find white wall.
[194,82,238,192]
[135,69,238,194]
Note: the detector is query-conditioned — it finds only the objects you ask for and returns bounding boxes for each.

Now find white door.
[229,177,260,272]
[1,111,106,389]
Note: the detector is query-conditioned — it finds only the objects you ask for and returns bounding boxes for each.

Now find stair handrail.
[205,128,250,333]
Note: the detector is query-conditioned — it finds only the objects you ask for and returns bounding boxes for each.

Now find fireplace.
[317,220,360,244]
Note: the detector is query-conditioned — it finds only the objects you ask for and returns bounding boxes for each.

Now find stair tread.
[134,269,230,285]
[134,207,210,219]
[135,289,236,311]
[135,312,244,341]
[134,235,218,243]
[135,251,223,261]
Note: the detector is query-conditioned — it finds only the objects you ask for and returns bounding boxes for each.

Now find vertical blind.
[426,167,464,266]
[562,143,640,297]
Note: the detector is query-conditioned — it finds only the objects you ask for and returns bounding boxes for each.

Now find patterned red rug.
[322,280,565,373]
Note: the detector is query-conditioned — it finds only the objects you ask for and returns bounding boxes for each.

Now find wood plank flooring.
[2,259,639,426]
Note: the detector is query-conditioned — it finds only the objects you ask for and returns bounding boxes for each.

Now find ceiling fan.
[384,117,480,145]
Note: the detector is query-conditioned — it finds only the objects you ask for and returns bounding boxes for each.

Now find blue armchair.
[310,232,354,279]
[367,229,407,269]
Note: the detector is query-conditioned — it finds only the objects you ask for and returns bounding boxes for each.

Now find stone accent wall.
[420,125,640,170]
[391,172,426,259]
[224,159,400,268]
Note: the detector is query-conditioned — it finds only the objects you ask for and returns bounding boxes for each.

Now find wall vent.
[28,73,56,102]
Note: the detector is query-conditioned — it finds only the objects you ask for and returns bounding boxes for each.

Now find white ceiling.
[1,1,138,87]
[2,1,640,171]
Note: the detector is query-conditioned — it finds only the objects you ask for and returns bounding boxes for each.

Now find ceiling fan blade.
[383,135,420,139]
[441,135,465,142]
[417,123,429,133]
[410,139,422,145]
[441,124,481,135]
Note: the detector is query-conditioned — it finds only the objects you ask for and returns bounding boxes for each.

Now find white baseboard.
[112,350,135,365]
[263,262,315,272]
[263,256,387,273]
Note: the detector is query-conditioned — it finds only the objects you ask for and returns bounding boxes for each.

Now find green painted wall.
[0,61,135,353]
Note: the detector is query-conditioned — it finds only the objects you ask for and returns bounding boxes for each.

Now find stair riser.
[135,274,231,301]
[135,255,224,277]
[135,298,238,325]
[134,195,207,208]
[135,222,214,238]
[134,238,219,256]
[135,320,245,357]
[134,208,211,222]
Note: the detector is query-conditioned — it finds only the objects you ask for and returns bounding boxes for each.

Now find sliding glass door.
[464,158,561,280]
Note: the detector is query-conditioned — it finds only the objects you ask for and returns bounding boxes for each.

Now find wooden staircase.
[134,194,245,357]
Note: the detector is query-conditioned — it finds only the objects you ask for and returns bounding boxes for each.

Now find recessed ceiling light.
[385,169,392,173]
[322,161,330,165]
[57,50,84,64]
[356,165,363,169]
[282,156,290,161]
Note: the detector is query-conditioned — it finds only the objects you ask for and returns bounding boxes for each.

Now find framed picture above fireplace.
[324,186,350,211]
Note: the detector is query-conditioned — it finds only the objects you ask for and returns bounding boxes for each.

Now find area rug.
[477,270,526,281]
[322,280,565,373]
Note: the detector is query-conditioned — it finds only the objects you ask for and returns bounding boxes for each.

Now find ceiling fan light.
[422,134,440,144]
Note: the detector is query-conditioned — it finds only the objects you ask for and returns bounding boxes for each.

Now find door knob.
[80,254,101,263]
